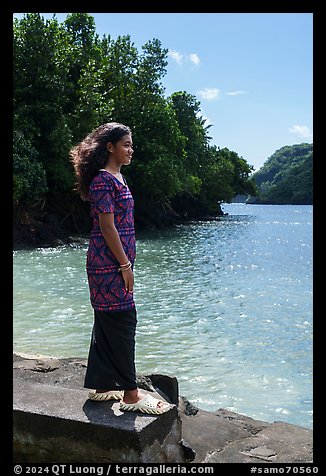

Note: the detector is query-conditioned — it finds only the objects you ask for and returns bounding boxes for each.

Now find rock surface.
[179,398,313,463]
[13,353,313,463]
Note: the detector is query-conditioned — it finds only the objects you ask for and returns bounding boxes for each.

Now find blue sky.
[13,12,313,171]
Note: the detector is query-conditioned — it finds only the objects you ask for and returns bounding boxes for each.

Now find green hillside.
[252,143,313,204]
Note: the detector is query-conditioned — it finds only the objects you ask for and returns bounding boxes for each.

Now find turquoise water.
[13,204,313,429]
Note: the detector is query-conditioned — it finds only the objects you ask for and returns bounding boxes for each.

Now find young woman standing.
[70,122,170,414]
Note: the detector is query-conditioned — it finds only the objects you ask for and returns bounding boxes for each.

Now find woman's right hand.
[122,268,134,294]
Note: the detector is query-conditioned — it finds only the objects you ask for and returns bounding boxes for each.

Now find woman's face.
[109,134,134,165]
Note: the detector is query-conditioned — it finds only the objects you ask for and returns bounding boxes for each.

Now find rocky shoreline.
[13,203,226,250]
[13,352,313,463]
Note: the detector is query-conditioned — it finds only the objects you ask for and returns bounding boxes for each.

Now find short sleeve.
[89,176,115,214]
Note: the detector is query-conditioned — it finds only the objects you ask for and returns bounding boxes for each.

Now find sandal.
[88,389,124,401]
[119,394,172,415]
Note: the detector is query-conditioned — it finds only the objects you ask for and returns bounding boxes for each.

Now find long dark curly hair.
[70,122,132,200]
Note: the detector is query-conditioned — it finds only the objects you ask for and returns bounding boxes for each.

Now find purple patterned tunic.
[86,170,136,312]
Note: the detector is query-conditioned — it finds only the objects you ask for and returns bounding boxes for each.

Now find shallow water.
[13,204,313,428]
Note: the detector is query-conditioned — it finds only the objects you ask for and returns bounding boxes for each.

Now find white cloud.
[189,53,200,65]
[226,90,247,96]
[168,50,200,65]
[289,124,313,140]
[168,49,183,64]
[197,88,220,101]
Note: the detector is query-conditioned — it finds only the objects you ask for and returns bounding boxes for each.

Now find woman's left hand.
[122,268,134,293]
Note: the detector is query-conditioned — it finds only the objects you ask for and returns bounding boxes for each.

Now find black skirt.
[84,308,137,391]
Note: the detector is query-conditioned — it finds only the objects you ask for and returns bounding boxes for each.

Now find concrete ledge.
[13,379,184,463]
[13,353,313,463]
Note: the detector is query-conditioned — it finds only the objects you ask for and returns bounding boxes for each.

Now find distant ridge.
[249,143,313,204]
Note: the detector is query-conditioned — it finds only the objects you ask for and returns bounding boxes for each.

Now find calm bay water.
[13,204,313,429]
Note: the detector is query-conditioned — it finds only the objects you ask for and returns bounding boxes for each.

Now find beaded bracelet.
[118,261,132,272]
[119,261,130,267]
[120,263,132,272]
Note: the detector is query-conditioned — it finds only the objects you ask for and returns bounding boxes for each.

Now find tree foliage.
[13,13,258,231]
[252,143,313,204]
[13,132,47,202]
